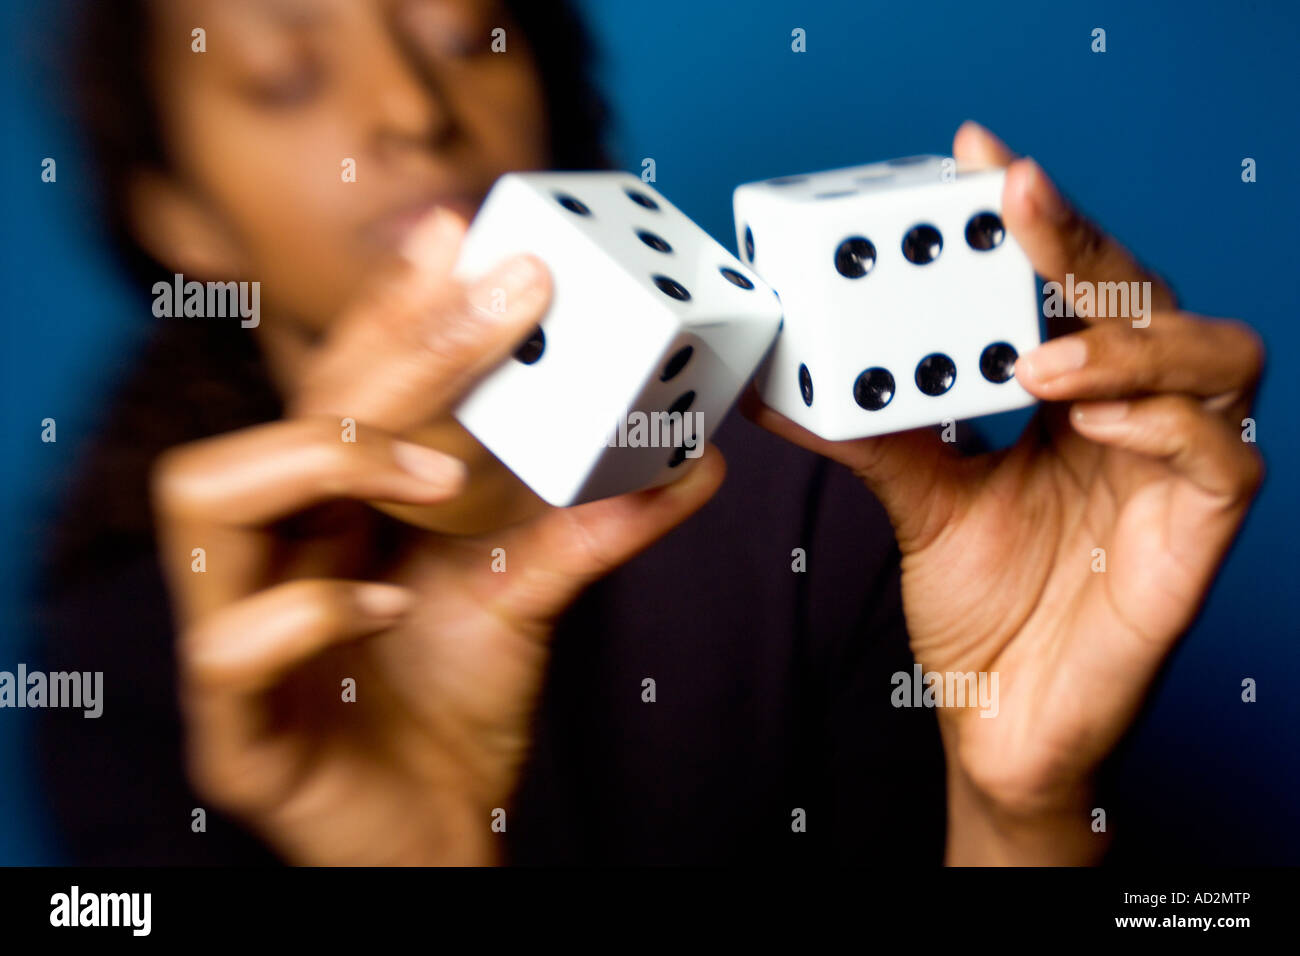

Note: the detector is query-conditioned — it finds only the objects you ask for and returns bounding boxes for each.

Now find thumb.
[740,386,962,551]
[952,119,1016,169]
[293,208,556,432]
[486,446,727,624]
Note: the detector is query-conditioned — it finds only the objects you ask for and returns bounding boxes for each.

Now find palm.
[370,531,554,796]
[896,404,1241,805]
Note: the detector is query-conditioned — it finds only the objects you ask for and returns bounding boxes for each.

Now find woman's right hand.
[151,210,725,865]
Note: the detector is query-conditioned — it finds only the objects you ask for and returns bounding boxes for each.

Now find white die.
[733,155,1041,441]
[453,172,782,507]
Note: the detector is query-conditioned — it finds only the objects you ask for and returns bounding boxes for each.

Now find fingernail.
[400,208,460,266]
[466,255,545,316]
[1072,401,1128,425]
[354,583,415,618]
[391,440,468,489]
[1021,337,1088,381]
[1024,158,1070,223]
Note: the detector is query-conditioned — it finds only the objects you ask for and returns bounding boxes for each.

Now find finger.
[952,123,1176,317]
[268,209,468,386]
[484,445,727,625]
[153,418,465,622]
[183,579,413,694]
[398,206,469,280]
[299,253,551,432]
[294,219,553,432]
[153,418,467,528]
[1069,395,1263,501]
[740,385,964,551]
[179,579,414,812]
[952,120,1016,169]
[1017,316,1265,404]
[1001,157,1177,316]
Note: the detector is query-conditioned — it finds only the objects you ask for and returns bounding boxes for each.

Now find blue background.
[3,0,1297,863]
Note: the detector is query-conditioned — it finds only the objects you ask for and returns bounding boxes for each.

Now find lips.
[362,193,482,252]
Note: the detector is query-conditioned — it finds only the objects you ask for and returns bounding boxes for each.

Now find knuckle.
[183,748,231,805]
[1141,395,1198,444]
[364,268,434,338]
[425,294,494,366]
[558,509,618,576]
[1237,446,1265,498]
[1131,324,1162,366]
[1228,321,1267,379]
[311,427,355,471]
[295,426,362,491]
[150,445,203,517]
[371,291,423,344]
[279,579,350,629]
[178,618,234,689]
[1086,321,1126,350]
[1066,211,1108,266]
[183,745,268,816]
[1089,323,1153,374]
[1166,393,1204,427]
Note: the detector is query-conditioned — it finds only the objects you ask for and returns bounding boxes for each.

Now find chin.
[372,419,549,535]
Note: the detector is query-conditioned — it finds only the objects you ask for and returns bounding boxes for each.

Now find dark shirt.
[33,323,945,865]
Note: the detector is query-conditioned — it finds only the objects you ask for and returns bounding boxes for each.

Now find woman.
[37,0,1263,865]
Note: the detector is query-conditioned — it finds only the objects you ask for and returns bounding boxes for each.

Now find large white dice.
[734,155,1041,441]
[454,172,782,507]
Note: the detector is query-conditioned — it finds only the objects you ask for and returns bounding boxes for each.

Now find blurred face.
[140,0,548,326]
[133,0,553,533]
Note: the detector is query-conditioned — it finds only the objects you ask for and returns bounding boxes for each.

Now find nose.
[363,21,459,157]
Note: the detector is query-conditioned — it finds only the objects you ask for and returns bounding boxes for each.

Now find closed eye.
[241,61,324,108]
